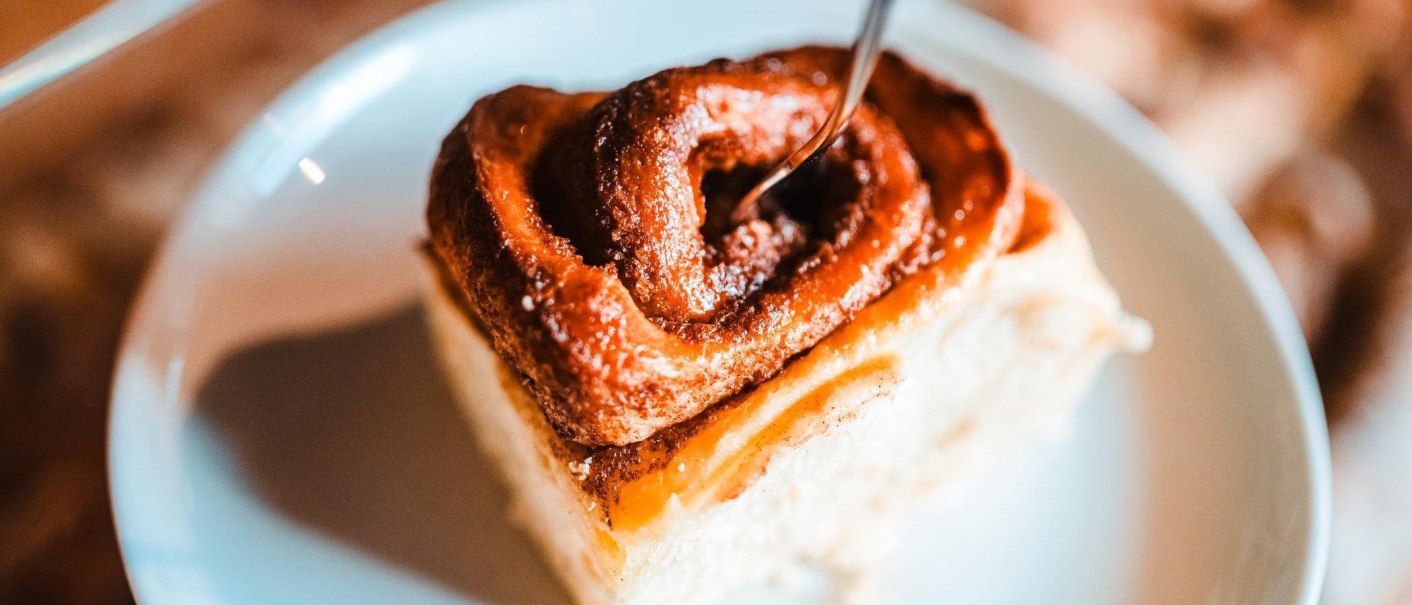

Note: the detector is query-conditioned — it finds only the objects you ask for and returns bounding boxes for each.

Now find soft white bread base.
[422,203,1148,605]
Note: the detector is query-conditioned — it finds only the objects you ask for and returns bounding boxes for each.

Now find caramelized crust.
[425,183,1062,530]
[427,46,1025,446]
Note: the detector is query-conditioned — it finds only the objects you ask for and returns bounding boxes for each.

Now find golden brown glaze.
[427,46,1025,446]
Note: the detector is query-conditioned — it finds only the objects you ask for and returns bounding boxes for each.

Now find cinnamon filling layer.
[427,46,1025,446]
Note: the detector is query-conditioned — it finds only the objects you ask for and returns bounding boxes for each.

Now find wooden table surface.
[1,1,1408,604]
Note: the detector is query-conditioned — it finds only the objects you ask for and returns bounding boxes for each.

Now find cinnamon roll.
[423,46,1147,604]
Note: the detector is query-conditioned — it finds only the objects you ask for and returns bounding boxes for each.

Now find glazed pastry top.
[427,46,1024,446]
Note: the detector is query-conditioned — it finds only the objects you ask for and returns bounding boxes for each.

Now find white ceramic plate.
[108,1,1330,603]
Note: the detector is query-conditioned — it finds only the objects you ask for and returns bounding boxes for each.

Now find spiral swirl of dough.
[428,47,1024,445]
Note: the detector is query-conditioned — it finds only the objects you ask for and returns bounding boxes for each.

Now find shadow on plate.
[192,303,570,604]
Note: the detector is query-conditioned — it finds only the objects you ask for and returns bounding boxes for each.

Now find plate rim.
[106,0,1331,602]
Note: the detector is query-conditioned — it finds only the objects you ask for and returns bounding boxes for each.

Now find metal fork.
[731,0,897,222]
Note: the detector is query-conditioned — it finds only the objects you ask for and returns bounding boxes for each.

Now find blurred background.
[0,0,1408,603]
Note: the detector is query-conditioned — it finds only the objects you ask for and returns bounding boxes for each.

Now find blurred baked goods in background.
[1241,150,1374,341]
[972,0,1412,410]
[980,0,1403,199]
[971,1,1412,603]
